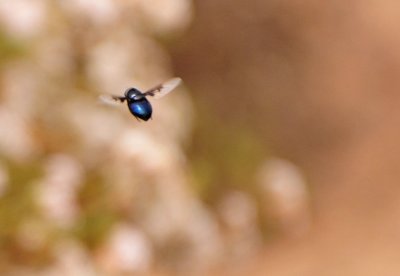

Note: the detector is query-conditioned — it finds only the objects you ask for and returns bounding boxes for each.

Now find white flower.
[99,224,153,273]
[258,158,311,236]
[0,0,47,39]
[37,154,84,228]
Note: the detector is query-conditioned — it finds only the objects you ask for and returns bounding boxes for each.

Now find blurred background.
[1,0,400,275]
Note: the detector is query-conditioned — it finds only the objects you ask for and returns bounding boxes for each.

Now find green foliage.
[75,174,116,248]
[0,162,42,240]
[189,102,267,203]
[0,31,27,62]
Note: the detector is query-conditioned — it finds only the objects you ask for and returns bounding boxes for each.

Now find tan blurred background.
[1,0,400,275]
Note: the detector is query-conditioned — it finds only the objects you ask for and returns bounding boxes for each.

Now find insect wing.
[99,94,125,106]
[143,77,182,99]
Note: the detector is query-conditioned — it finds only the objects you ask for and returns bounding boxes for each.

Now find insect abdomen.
[128,99,152,121]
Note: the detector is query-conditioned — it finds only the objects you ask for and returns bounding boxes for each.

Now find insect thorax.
[125,88,144,101]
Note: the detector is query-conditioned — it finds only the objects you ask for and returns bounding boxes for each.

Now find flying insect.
[99,77,182,121]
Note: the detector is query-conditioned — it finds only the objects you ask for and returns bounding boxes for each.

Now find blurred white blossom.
[218,191,262,259]
[0,0,47,39]
[87,38,137,95]
[113,129,174,173]
[258,158,311,237]
[2,63,41,118]
[97,224,153,274]
[60,0,118,26]
[0,106,37,161]
[37,154,84,228]
[129,0,193,34]
[46,241,97,276]
[65,98,125,157]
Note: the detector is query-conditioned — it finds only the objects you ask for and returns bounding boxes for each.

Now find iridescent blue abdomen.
[128,98,152,121]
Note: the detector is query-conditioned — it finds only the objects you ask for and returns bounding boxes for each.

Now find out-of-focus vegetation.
[0,0,388,274]
[9,0,400,275]
[0,1,310,275]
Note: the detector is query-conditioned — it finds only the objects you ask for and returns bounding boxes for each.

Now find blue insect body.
[124,88,152,121]
[100,78,182,122]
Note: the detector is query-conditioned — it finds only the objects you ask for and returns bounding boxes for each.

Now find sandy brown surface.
[173,1,400,274]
